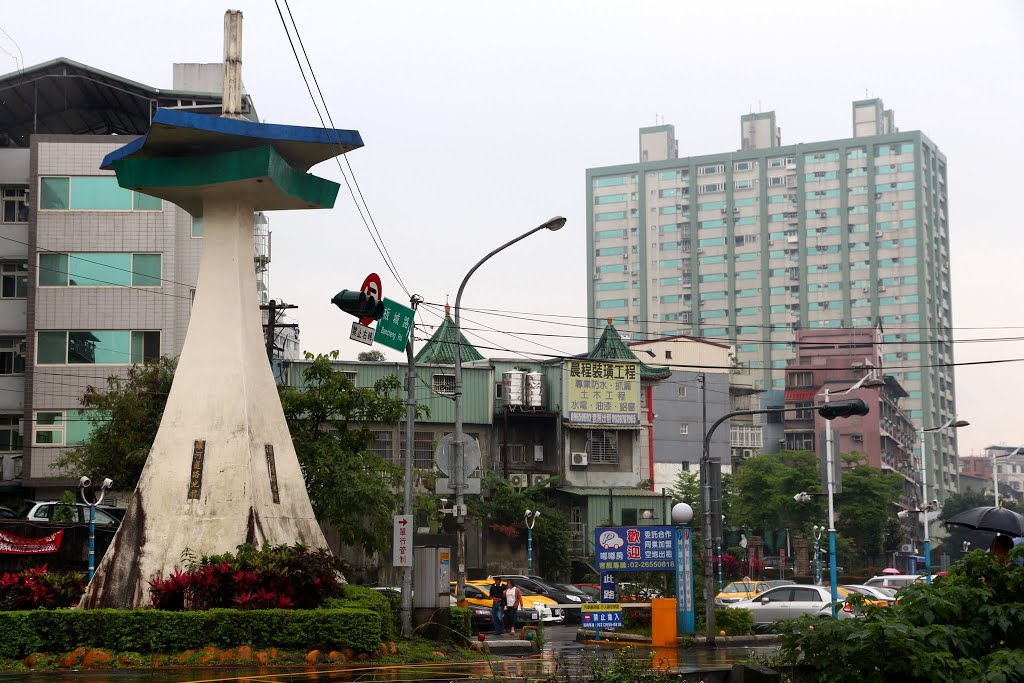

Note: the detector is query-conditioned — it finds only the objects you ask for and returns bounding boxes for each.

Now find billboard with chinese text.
[594,526,676,572]
[563,360,640,427]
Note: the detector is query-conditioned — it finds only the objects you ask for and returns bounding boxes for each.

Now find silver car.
[726,585,853,626]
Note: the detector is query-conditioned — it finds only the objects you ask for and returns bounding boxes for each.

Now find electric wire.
[272,0,410,297]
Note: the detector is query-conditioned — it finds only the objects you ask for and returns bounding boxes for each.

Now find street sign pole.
[675,525,695,635]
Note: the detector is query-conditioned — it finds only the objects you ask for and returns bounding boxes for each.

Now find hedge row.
[0,608,381,658]
[324,585,397,641]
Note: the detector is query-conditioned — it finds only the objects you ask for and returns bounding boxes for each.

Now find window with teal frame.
[39,177,160,211]
[736,271,758,280]
[700,291,727,301]
[597,264,626,273]
[659,171,682,181]
[37,330,160,365]
[735,197,757,207]
[701,273,726,283]
[736,288,759,298]
[596,211,627,221]
[596,281,628,291]
[595,194,627,204]
[596,299,626,309]
[39,253,161,287]
[659,206,680,215]
[698,200,725,211]
[660,259,682,268]
[661,294,682,303]
[597,246,627,257]
[597,229,627,239]
[594,176,628,187]
[660,277,681,286]
[699,219,725,229]
[699,237,725,248]
[700,255,727,265]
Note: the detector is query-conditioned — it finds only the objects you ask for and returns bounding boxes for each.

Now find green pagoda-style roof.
[585,324,671,381]
[414,315,485,365]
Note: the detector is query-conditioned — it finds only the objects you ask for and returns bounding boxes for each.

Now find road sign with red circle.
[359,273,382,326]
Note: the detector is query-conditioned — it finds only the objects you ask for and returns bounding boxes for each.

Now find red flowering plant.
[147,543,346,611]
[0,565,88,610]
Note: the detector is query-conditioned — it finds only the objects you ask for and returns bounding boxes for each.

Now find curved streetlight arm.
[452,216,565,608]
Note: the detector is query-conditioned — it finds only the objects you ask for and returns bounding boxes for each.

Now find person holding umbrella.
[989,535,1014,561]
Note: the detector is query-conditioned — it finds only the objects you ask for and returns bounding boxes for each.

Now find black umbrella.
[943,506,1024,537]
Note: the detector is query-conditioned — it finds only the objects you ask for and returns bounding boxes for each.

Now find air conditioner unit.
[531,473,552,487]
[899,543,914,553]
[571,452,589,467]
[741,448,753,458]
[875,231,883,237]
[509,473,528,489]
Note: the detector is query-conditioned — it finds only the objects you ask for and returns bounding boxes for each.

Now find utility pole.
[261,299,298,363]
[400,294,422,638]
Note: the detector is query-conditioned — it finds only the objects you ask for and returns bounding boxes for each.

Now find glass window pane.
[40,177,70,209]
[131,330,160,363]
[133,192,162,210]
[132,254,161,286]
[37,331,67,364]
[191,216,203,237]
[34,430,60,445]
[67,409,101,446]
[36,412,63,426]
[69,177,133,210]
[69,330,130,364]
[39,253,69,286]
[69,253,131,287]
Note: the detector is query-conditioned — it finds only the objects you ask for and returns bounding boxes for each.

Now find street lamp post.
[78,476,113,581]
[993,446,1023,507]
[918,416,969,583]
[452,216,566,601]
[524,509,540,572]
[671,502,696,635]
[819,373,884,616]
[812,525,824,585]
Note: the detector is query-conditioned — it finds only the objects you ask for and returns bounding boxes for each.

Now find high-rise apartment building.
[0,59,269,498]
[586,99,958,500]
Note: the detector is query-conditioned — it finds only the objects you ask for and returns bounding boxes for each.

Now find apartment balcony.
[731,424,763,449]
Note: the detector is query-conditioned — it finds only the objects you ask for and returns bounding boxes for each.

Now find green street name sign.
[374,298,415,352]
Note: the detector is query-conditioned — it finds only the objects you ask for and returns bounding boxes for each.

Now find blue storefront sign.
[594,526,677,572]
[600,572,616,602]
[581,603,623,629]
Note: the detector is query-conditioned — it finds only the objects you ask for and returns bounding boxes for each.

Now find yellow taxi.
[714,580,769,606]
[451,580,563,624]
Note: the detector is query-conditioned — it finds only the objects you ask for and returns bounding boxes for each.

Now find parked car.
[553,582,592,601]
[491,574,580,622]
[763,579,796,589]
[726,584,853,627]
[0,506,17,519]
[841,584,897,607]
[714,580,769,606]
[371,585,493,632]
[864,574,920,590]
[18,501,120,525]
[573,583,601,600]
[450,580,556,625]
[618,581,663,601]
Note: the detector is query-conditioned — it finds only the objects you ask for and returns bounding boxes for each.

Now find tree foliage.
[357,350,387,362]
[834,465,905,567]
[54,356,177,487]
[729,451,823,535]
[772,547,1024,682]
[468,474,572,580]
[278,354,408,556]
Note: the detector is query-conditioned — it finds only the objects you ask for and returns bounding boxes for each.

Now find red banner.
[0,529,64,554]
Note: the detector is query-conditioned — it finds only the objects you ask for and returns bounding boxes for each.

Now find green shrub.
[323,585,396,642]
[0,608,381,658]
[448,606,471,644]
[0,566,87,610]
[714,607,753,636]
[772,549,1024,682]
[148,543,345,611]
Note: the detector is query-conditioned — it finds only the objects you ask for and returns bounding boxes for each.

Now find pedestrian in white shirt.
[504,579,523,635]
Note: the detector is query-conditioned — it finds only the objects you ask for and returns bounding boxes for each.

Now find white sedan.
[726,585,854,626]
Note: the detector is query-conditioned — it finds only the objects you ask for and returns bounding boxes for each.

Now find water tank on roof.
[525,372,544,408]
[503,370,525,406]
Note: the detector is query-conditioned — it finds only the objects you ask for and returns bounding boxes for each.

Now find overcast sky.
[6,1,1023,457]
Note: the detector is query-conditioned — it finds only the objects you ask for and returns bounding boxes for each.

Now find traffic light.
[331,289,384,321]
[818,398,869,420]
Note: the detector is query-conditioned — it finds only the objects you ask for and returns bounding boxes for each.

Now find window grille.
[587,430,619,465]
